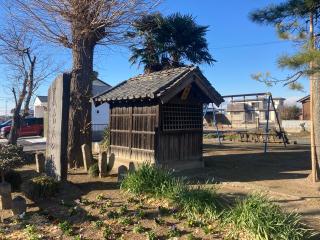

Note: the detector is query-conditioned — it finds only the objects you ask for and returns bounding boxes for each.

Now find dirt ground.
[201,138,320,231]
[1,167,225,240]
[1,137,320,239]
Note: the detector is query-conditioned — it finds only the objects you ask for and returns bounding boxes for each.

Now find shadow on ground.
[203,141,311,182]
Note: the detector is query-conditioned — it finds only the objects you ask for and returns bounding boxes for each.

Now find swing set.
[203,92,288,153]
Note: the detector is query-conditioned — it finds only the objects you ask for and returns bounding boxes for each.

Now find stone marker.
[108,153,115,172]
[98,151,108,178]
[92,142,101,154]
[128,162,135,173]
[36,152,45,173]
[118,165,128,182]
[12,196,26,216]
[81,144,92,172]
[0,182,12,210]
[45,73,70,181]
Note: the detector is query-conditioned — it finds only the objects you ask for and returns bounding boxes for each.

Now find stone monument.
[45,73,70,181]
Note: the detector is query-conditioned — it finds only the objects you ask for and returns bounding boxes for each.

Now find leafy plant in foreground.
[132,224,146,234]
[27,175,59,199]
[103,225,112,239]
[167,225,181,238]
[89,163,99,177]
[93,220,104,229]
[174,185,225,220]
[58,221,73,236]
[24,224,41,240]
[121,162,186,199]
[226,194,315,240]
[0,144,24,183]
[146,230,157,240]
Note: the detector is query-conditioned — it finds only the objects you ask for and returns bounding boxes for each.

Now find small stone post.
[128,162,135,173]
[98,151,108,178]
[108,153,115,172]
[118,165,128,182]
[0,182,12,210]
[12,196,27,216]
[36,152,45,173]
[81,144,92,172]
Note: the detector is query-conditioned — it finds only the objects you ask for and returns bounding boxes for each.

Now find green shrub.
[27,176,59,199]
[0,144,24,182]
[121,162,186,198]
[100,127,110,151]
[224,134,238,141]
[121,162,224,220]
[186,233,200,240]
[92,220,104,229]
[117,204,128,216]
[174,186,224,220]
[167,225,181,238]
[58,221,73,236]
[89,163,99,177]
[132,224,146,234]
[121,162,224,218]
[24,224,41,240]
[121,163,317,240]
[103,225,112,239]
[146,231,157,240]
[226,194,315,240]
[4,170,22,191]
[118,216,134,225]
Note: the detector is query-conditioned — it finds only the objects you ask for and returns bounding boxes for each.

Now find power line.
[211,40,289,50]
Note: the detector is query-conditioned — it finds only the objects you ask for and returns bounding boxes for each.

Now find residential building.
[297,95,310,120]
[34,78,112,140]
[34,96,48,118]
[226,96,285,128]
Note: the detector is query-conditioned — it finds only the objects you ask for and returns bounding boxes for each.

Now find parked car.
[0,119,12,129]
[0,118,44,139]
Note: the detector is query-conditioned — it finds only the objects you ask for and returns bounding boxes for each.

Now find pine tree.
[250,0,320,181]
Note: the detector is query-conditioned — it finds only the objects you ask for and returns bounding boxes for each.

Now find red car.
[0,118,44,139]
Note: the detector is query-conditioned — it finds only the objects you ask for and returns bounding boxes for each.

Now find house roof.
[93,66,224,105]
[37,79,112,104]
[36,96,48,103]
[297,95,310,103]
[93,78,112,88]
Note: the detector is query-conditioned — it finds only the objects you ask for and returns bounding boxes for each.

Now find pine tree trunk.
[67,39,94,168]
[309,13,320,182]
[311,70,320,181]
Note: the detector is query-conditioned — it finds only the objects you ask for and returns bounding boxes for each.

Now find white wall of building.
[91,79,111,127]
[34,97,47,118]
[34,79,111,141]
[282,120,311,133]
[92,102,109,125]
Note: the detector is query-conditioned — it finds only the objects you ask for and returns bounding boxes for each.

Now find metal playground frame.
[204,92,288,153]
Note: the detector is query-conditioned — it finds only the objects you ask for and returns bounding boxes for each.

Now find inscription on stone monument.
[45,73,70,181]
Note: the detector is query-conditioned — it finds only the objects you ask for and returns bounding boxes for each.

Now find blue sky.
[0,0,309,114]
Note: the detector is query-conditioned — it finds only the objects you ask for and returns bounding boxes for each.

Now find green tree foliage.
[0,144,24,182]
[250,0,320,89]
[281,105,301,120]
[250,0,320,181]
[128,13,215,72]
